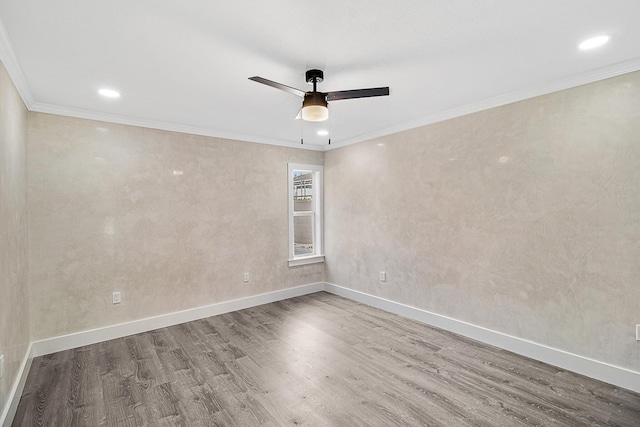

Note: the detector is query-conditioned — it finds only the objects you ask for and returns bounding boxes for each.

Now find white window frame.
[288,163,324,267]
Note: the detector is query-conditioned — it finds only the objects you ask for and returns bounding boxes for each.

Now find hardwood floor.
[12,292,640,426]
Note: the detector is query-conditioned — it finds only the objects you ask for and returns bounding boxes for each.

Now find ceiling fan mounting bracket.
[305,69,324,84]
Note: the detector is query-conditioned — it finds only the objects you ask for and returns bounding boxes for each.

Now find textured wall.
[0,60,29,411]
[325,71,640,371]
[28,113,324,340]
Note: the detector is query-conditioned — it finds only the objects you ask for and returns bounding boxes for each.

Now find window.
[288,163,324,266]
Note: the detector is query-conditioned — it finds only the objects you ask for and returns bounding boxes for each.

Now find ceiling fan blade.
[326,87,389,101]
[248,76,305,97]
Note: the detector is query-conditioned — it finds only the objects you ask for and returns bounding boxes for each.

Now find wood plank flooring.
[12,292,640,426]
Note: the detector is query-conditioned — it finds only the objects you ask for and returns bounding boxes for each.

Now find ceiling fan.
[249,69,389,122]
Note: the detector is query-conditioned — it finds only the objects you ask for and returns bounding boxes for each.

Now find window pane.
[294,214,314,256]
[293,171,313,212]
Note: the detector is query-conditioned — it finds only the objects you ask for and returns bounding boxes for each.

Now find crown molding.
[0,16,34,108]
[0,16,321,152]
[329,57,640,150]
[30,102,326,151]
[3,8,639,153]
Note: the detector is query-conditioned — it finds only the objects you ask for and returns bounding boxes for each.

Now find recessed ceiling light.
[98,88,121,98]
[317,130,329,136]
[578,35,610,50]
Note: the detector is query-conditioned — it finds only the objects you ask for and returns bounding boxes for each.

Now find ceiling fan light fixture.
[301,92,329,122]
[302,105,329,122]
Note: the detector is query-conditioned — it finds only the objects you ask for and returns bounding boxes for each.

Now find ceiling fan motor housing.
[303,91,327,106]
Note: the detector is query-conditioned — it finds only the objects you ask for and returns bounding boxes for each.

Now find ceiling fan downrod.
[305,69,324,92]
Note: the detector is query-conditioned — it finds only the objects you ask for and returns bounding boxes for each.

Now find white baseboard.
[323,282,640,394]
[12,279,639,427]
[32,283,324,357]
[0,343,33,427]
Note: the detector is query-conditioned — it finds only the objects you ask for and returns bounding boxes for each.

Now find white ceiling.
[1,1,639,150]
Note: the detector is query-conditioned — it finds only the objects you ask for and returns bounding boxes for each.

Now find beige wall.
[325,71,640,371]
[0,60,29,410]
[27,113,324,340]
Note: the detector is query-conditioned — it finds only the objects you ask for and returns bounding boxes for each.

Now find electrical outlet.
[380,272,386,282]
[112,291,122,304]
[0,354,4,379]
[636,325,640,341]
[243,272,249,282]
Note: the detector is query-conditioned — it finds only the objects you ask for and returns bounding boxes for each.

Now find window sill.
[288,255,325,267]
